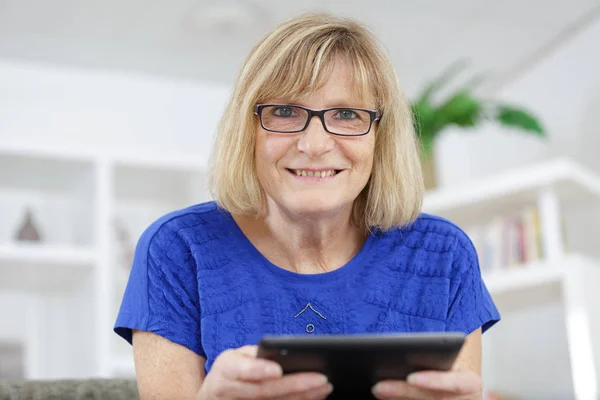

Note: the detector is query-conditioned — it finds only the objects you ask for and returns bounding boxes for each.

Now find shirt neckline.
[223,211,377,284]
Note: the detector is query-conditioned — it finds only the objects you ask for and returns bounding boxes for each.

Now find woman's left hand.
[371,367,482,400]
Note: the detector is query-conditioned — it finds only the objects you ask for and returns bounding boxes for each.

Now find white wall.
[436,17,600,186]
[0,60,231,162]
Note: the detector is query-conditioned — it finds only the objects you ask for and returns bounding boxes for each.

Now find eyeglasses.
[254,104,382,136]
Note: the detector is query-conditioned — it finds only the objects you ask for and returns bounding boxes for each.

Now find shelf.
[423,157,600,225]
[110,153,206,171]
[0,242,96,291]
[483,253,599,309]
[0,143,96,165]
[484,261,564,295]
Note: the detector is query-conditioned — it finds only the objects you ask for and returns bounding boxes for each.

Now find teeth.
[294,169,336,177]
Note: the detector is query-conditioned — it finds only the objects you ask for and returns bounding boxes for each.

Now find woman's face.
[255,58,376,220]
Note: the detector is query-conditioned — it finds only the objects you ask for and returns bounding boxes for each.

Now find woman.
[115,12,500,400]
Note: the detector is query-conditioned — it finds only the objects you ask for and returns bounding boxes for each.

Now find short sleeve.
[113,217,204,357]
[445,233,500,335]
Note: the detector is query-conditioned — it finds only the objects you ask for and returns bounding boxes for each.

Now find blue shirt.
[114,201,500,373]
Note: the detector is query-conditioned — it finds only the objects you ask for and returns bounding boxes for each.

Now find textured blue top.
[114,201,500,373]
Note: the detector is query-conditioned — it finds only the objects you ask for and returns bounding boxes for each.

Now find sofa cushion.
[0,379,138,400]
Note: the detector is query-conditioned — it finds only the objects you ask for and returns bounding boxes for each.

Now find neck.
[235,202,366,274]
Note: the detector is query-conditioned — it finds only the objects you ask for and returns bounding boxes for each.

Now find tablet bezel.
[257,331,466,394]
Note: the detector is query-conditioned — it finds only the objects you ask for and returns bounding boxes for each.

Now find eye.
[337,110,358,119]
[273,107,294,117]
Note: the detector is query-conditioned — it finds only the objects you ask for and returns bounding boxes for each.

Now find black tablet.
[257,332,466,398]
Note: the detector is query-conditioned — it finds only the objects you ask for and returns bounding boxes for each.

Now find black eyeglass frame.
[254,103,382,137]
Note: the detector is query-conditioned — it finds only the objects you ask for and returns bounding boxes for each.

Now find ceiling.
[0,0,598,96]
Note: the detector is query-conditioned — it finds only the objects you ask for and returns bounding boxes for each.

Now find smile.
[286,169,343,179]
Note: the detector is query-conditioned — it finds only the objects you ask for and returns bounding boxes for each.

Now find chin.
[284,197,349,220]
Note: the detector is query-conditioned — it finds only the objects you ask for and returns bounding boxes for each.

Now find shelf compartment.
[0,242,96,292]
[0,151,96,246]
[113,158,207,203]
[484,253,599,309]
[111,160,208,271]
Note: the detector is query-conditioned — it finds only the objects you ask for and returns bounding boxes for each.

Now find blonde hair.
[208,12,424,231]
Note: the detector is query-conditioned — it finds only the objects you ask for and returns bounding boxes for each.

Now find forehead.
[261,55,376,109]
[298,60,374,107]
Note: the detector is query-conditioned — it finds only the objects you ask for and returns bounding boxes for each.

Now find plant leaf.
[436,91,482,128]
[412,103,434,135]
[412,100,445,159]
[495,105,545,135]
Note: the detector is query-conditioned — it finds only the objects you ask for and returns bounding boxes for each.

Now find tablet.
[257,332,465,398]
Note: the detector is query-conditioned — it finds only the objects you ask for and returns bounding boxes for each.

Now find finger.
[372,379,451,400]
[221,350,283,382]
[406,369,482,393]
[237,345,259,357]
[226,372,330,399]
[273,382,334,400]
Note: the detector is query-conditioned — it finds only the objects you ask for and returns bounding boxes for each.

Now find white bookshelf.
[0,145,209,379]
[423,158,600,400]
[1,146,599,399]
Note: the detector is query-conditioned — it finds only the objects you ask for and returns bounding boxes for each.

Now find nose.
[296,115,335,158]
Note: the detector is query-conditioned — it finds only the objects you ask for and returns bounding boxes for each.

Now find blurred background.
[0,1,600,399]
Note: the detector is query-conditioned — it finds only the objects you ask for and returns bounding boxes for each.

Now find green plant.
[411,61,546,159]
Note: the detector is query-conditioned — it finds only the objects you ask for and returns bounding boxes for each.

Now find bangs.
[255,32,381,108]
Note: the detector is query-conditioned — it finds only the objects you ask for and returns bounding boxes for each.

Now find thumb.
[237,345,259,358]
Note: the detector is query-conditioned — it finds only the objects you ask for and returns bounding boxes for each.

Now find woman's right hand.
[196,345,333,400]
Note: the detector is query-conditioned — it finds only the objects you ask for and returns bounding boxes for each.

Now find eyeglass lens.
[260,105,372,135]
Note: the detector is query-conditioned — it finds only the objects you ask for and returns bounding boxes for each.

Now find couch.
[0,379,138,400]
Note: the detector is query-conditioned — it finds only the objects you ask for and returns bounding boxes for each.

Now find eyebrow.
[269,99,373,109]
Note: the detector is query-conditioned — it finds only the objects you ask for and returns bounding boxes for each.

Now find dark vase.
[15,208,42,242]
